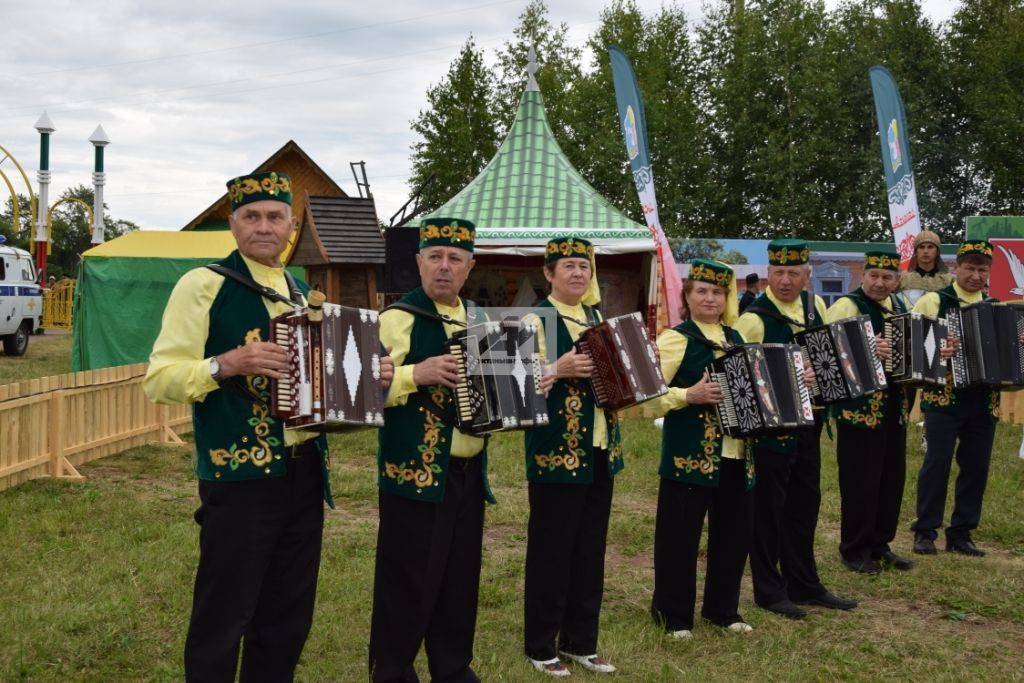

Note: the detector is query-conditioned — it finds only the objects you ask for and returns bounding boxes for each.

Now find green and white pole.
[89,125,109,245]
[33,111,55,281]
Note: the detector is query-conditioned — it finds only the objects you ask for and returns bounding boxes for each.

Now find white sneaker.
[727,622,754,633]
[668,629,693,639]
[529,657,571,677]
[559,652,617,673]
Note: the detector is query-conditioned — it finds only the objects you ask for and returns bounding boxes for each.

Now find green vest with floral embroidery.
[830,288,911,430]
[525,299,624,484]
[377,287,495,504]
[746,290,820,453]
[194,251,332,503]
[660,321,754,490]
[920,285,1000,422]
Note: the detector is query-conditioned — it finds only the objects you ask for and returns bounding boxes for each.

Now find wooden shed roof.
[290,195,385,266]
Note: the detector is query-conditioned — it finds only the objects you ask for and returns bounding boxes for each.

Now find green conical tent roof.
[421,80,651,252]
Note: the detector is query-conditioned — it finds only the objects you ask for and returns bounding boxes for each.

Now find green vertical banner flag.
[608,45,681,328]
[869,65,921,268]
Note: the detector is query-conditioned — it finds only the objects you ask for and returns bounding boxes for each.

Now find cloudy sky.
[0,0,957,232]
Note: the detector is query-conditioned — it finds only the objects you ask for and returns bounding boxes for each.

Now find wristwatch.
[210,356,224,382]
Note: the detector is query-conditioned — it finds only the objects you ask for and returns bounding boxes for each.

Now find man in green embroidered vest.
[523,237,622,677]
[898,229,953,308]
[145,172,395,681]
[826,248,915,575]
[734,239,857,619]
[910,239,1000,557]
[369,217,492,683]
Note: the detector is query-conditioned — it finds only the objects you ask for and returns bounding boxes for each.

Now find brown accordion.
[575,312,668,410]
[448,320,549,435]
[270,303,385,430]
[946,301,1024,389]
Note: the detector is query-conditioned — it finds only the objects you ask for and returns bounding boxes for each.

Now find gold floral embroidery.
[673,409,718,477]
[383,409,443,491]
[922,381,953,408]
[208,328,278,471]
[534,386,585,473]
[840,391,884,428]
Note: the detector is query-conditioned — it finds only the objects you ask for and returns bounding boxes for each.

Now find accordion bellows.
[270,304,385,430]
[576,312,668,410]
[449,320,549,435]
[794,315,887,405]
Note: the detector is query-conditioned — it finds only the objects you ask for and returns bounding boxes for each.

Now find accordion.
[710,343,815,437]
[448,320,549,435]
[883,312,948,386]
[794,315,887,405]
[270,302,385,430]
[946,301,1024,389]
[575,312,668,410]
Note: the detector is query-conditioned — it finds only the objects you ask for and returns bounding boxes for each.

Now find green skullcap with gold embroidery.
[545,236,594,264]
[226,171,292,212]
[864,249,901,272]
[767,239,811,266]
[957,239,993,261]
[688,258,734,288]
[419,217,475,252]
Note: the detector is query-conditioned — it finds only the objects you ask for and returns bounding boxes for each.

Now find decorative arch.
[45,198,95,256]
[0,144,38,240]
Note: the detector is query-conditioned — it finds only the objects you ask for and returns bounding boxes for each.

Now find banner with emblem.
[869,65,922,269]
[608,45,682,328]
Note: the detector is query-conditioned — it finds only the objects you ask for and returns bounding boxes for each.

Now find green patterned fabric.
[422,90,645,235]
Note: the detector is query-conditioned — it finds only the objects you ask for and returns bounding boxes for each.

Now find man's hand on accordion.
[940,335,959,360]
[554,348,593,379]
[413,354,461,389]
[874,334,892,361]
[379,353,395,390]
[217,342,290,380]
[685,372,722,405]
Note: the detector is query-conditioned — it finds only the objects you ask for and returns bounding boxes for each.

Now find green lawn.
[2,418,1023,681]
[0,333,73,384]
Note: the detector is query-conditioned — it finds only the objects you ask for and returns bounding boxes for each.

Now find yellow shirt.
[734,287,827,344]
[913,282,983,317]
[143,254,315,446]
[540,295,609,450]
[652,321,741,459]
[826,293,894,327]
[378,298,484,458]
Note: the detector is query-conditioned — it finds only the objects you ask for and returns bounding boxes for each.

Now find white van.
[0,237,43,356]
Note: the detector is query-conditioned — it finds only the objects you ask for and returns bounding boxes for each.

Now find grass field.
[0,333,73,383]
[1,412,1023,681]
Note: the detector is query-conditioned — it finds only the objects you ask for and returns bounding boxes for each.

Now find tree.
[408,37,499,212]
[46,185,138,277]
[671,238,747,264]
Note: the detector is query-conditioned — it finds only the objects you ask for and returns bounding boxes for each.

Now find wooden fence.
[0,363,191,492]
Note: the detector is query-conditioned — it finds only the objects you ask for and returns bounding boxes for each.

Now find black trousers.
[750,418,827,606]
[184,442,325,683]
[912,390,997,543]
[836,389,907,562]
[651,458,752,631]
[368,456,485,683]
[524,450,613,661]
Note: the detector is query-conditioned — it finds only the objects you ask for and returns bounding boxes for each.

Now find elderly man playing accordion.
[650,259,755,640]
[826,248,914,575]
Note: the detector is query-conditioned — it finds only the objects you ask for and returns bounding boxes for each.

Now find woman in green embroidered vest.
[649,258,755,640]
[826,249,913,575]
[524,237,622,677]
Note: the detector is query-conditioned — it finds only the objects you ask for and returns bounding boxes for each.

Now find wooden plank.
[64,423,163,459]
[50,391,65,478]
[0,454,51,478]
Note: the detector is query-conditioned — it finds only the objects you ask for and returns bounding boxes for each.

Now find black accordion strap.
[744,306,807,329]
[383,301,470,328]
[220,376,269,408]
[674,325,732,353]
[206,264,299,307]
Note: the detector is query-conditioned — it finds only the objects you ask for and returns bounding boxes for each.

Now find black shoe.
[795,591,858,610]
[842,557,882,575]
[875,550,914,570]
[947,538,986,557]
[759,599,807,619]
[912,536,937,555]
